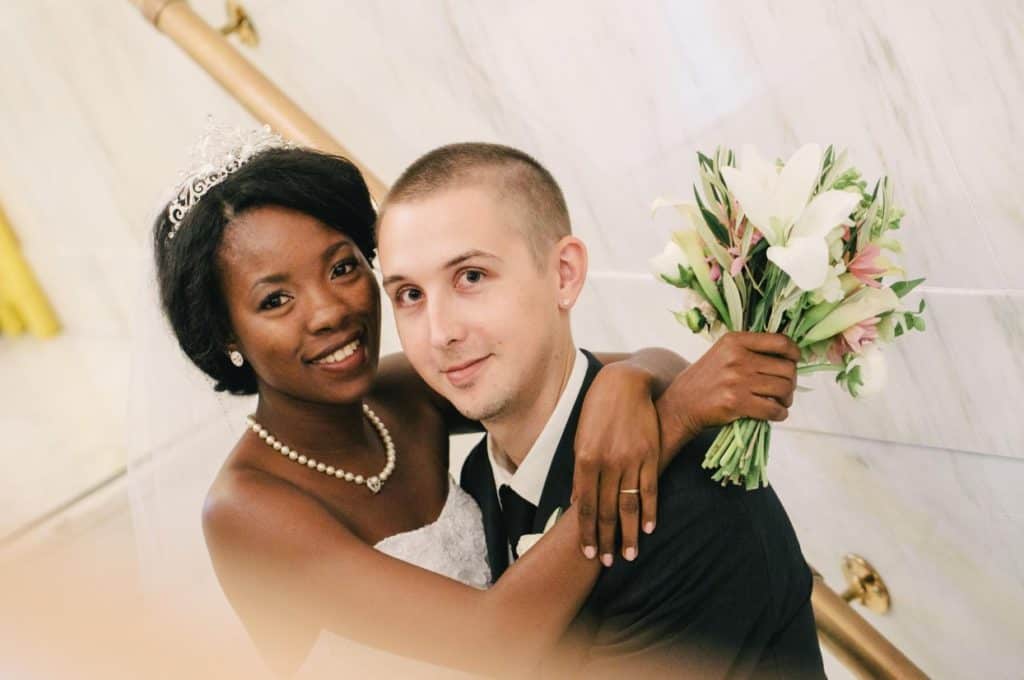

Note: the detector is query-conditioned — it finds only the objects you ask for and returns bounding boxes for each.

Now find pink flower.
[707,257,722,282]
[848,244,886,288]
[730,256,747,277]
[826,336,848,365]
[727,245,747,276]
[842,316,881,353]
[827,316,881,363]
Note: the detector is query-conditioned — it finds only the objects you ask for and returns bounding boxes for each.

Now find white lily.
[846,345,888,398]
[721,144,861,291]
[812,262,847,304]
[720,144,822,246]
[649,240,690,284]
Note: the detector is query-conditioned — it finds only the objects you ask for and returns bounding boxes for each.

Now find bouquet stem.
[702,417,772,490]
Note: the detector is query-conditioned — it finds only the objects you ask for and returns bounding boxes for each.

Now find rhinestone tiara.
[165,121,294,241]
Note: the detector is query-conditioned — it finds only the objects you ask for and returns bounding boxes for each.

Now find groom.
[377,143,825,677]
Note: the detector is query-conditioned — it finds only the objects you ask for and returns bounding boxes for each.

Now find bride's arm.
[377,348,691,567]
[375,348,687,435]
[203,472,600,677]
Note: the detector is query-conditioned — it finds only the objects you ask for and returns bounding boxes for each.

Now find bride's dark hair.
[153,147,376,395]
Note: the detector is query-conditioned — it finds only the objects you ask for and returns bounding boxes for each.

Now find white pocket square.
[516,507,563,557]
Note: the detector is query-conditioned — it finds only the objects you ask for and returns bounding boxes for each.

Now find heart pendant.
[367,477,382,494]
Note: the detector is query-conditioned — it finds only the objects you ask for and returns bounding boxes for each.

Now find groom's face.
[378,185,563,422]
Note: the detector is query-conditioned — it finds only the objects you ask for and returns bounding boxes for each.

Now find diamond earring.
[229,350,245,367]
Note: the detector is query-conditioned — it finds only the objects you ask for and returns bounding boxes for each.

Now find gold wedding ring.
[619,489,640,494]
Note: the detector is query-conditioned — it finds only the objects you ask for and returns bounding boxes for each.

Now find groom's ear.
[551,235,587,310]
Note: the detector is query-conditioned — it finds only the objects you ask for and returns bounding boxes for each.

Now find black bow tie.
[499,484,537,559]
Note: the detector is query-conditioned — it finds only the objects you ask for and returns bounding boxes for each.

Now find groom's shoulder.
[458,436,491,486]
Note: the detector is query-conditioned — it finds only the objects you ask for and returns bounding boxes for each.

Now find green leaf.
[794,299,841,341]
[693,186,731,244]
[918,298,927,313]
[798,363,842,375]
[722,273,745,332]
[894,324,904,337]
[891,278,926,298]
[674,229,731,329]
[659,273,684,289]
[697,151,714,171]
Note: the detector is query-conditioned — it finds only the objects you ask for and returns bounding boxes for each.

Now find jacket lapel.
[532,350,604,535]
[459,436,510,578]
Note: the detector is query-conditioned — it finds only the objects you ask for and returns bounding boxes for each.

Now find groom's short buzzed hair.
[380,143,571,263]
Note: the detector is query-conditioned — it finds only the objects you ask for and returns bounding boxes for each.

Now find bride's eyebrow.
[251,272,289,291]
[321,238,353,263]
[249,239,354,291]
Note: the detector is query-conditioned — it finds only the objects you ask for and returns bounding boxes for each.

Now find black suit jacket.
[460,350,826,679]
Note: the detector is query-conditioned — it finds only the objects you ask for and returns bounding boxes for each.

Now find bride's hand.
[572,362,661,568]
[656,332,801,455]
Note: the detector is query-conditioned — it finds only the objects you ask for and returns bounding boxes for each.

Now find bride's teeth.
[315,338,361,364]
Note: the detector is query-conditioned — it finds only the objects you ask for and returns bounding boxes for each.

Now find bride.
[151,128,703,676]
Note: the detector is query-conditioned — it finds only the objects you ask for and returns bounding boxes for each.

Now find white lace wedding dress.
[296,476,493,678]
[374,475,493,590]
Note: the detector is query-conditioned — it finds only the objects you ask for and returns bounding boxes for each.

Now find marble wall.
[1,0,1021,677]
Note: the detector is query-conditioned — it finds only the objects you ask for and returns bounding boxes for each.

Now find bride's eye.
[331,258,359,278]
[259,291,291,311]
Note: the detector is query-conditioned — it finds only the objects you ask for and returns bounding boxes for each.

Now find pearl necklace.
[246,403,396,494]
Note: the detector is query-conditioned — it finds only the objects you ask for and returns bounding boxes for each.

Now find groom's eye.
[394,287,423,306]
[457,269,486,287]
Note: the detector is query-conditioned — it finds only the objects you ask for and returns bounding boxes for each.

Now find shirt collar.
[487,348,588,506]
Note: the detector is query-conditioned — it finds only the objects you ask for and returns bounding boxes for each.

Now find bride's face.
[217,205,381,405]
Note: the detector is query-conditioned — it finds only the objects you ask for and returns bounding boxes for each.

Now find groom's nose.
[426,293,466,349]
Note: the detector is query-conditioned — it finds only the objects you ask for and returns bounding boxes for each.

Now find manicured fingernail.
[601,553,613,567]
[643,521,655,534]
[624,547,637,561]
[583,545,597,559]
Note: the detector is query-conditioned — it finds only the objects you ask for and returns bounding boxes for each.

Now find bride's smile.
[217,204,382,407]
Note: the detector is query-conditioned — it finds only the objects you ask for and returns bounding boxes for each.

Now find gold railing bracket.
[840,554,891,614]
[220,0,258,47]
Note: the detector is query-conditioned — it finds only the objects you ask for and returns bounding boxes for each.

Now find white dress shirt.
[486,348,588,558]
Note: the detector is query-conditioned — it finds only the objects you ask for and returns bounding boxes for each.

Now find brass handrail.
[127,0,386,203]
[127,3,929,678]
[812,570,928,679]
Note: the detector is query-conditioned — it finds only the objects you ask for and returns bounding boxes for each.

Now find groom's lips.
[442,355,491,388]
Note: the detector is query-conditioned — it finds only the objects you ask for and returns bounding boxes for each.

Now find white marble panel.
[768,430,1024,678]
[831,0,1024,289]
[0,1,248,536]
[205,0,1024,291]
[576,275,1024,461]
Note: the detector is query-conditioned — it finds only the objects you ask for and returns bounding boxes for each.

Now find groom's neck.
[484,338,578,471]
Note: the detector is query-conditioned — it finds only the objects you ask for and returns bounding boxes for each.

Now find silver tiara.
[165,121,294,240]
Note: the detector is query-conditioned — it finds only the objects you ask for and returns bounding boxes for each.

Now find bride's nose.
[304,286,352,335]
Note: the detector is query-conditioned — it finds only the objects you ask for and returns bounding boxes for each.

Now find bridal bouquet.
[651,144,925,489]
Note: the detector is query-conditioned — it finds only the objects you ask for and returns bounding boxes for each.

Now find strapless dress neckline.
[373,474,491,590]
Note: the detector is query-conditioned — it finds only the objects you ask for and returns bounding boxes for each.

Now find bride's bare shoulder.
[201,448,335,554]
